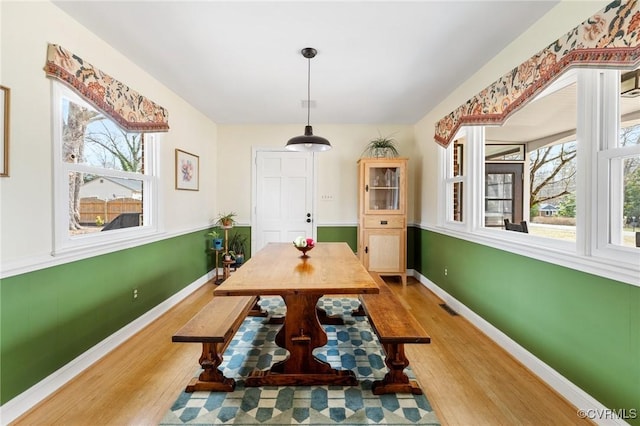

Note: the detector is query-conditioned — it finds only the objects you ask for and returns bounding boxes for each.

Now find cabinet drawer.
[363,216,405,228]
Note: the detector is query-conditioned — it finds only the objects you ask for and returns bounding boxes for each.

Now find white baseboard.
[0,274,210,426]
[412,271,631,426]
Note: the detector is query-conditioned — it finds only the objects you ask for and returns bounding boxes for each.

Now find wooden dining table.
[213,242,380,387]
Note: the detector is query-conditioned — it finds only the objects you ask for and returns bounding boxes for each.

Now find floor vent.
[439,303,459,316]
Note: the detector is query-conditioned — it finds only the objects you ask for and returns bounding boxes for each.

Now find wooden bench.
[172,295,257,392]
[358,273,431,395]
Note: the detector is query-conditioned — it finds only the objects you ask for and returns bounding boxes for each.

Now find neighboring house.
[538,204,559,217]
[79,176,142,200]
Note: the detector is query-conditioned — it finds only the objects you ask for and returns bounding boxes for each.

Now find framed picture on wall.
[175,149,199,191]
[0,85,9,177]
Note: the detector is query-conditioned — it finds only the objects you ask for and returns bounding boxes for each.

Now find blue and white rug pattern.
[161,297,439,425]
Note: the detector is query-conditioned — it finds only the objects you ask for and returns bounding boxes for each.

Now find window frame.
[51,82,161,257]
[443,140,465,226]
[438,68,639,287]
[594,69,640,263]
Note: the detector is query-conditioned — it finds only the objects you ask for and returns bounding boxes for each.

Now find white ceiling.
[53,1,560,125]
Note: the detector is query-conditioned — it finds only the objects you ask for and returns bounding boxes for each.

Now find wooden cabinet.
[357,158,407,285]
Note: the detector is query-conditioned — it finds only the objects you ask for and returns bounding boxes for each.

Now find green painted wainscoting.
[0,230,210,405]
[317,226,357,252]
[415,228,639,425]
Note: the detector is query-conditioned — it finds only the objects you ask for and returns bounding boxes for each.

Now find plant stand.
[213,248,224,284]
[222,226,234,280]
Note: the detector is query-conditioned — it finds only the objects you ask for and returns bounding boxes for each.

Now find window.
[597,67,640,253]
[444,137,465,224]
[484,74,578,241]
[52,83,159,254]
[439,68,639,284]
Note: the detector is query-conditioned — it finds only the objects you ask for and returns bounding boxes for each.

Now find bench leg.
[248,296,268,317]
[185,342,235,393]
[371,343,423,395]
[351,304,366,316]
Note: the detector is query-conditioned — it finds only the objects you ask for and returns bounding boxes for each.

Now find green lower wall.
[317,226,357,252]
[0,230,210,404]
[415,228,639,424]
[2,225,637,423]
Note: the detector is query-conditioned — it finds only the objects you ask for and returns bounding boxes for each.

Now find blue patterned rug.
[161,297,440,425]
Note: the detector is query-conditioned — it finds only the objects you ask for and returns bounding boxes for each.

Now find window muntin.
[53,83,158,254]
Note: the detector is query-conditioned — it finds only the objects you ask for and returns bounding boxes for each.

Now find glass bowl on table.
[293,236,315,257]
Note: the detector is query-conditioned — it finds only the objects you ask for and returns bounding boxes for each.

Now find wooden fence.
[79,197,142,225]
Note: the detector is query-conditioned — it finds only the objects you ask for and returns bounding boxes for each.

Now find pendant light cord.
[306,56,311,126]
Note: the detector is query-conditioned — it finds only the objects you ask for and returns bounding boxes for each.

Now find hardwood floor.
[11,277,591,425]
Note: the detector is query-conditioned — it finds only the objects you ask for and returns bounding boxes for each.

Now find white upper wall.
[0,1,218,268]
[0,0,610,271]
[415,0,610,226]
[217,124,416,225]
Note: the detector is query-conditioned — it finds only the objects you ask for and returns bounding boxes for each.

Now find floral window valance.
[44,43,169,133]
[435,0,640,147]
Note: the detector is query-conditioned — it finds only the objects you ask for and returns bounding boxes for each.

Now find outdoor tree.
[529,141,577,212]
[529,124,639,224]
[84,122,143,173]
[63,101,101,230]
[625,167,640,223]
[557,193,576,217]
[621,125,640,222]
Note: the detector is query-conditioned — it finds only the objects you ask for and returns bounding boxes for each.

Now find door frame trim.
[251,147,318,256]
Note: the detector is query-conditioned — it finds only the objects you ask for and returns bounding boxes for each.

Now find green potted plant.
[206,229,224,250]
[362,133,399,158]
[216,211,237,228]
[228,233,248,265]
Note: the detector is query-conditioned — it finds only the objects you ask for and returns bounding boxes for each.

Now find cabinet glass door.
[366,166,401,212]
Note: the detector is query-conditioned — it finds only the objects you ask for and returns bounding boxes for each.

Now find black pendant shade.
[286,125,332,152]
[286,48,332,152]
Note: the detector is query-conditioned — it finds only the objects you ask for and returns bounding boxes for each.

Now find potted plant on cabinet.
[362,133,399,158]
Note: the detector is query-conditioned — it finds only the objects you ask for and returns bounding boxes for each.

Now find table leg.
[316,305,345,325]
[245,293,357,387]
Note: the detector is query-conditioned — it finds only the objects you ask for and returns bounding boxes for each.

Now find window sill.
[425,224,640,288]
[1,227,184,279]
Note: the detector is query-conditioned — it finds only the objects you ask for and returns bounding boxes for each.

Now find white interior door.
[253,150,315,255]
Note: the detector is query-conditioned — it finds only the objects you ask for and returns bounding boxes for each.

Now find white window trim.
[437,69,639,288]
[51,82,162,258]
[440,128,468,232]
[593,69,640,265]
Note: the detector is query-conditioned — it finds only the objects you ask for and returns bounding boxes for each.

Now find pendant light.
[286,47,332,152]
